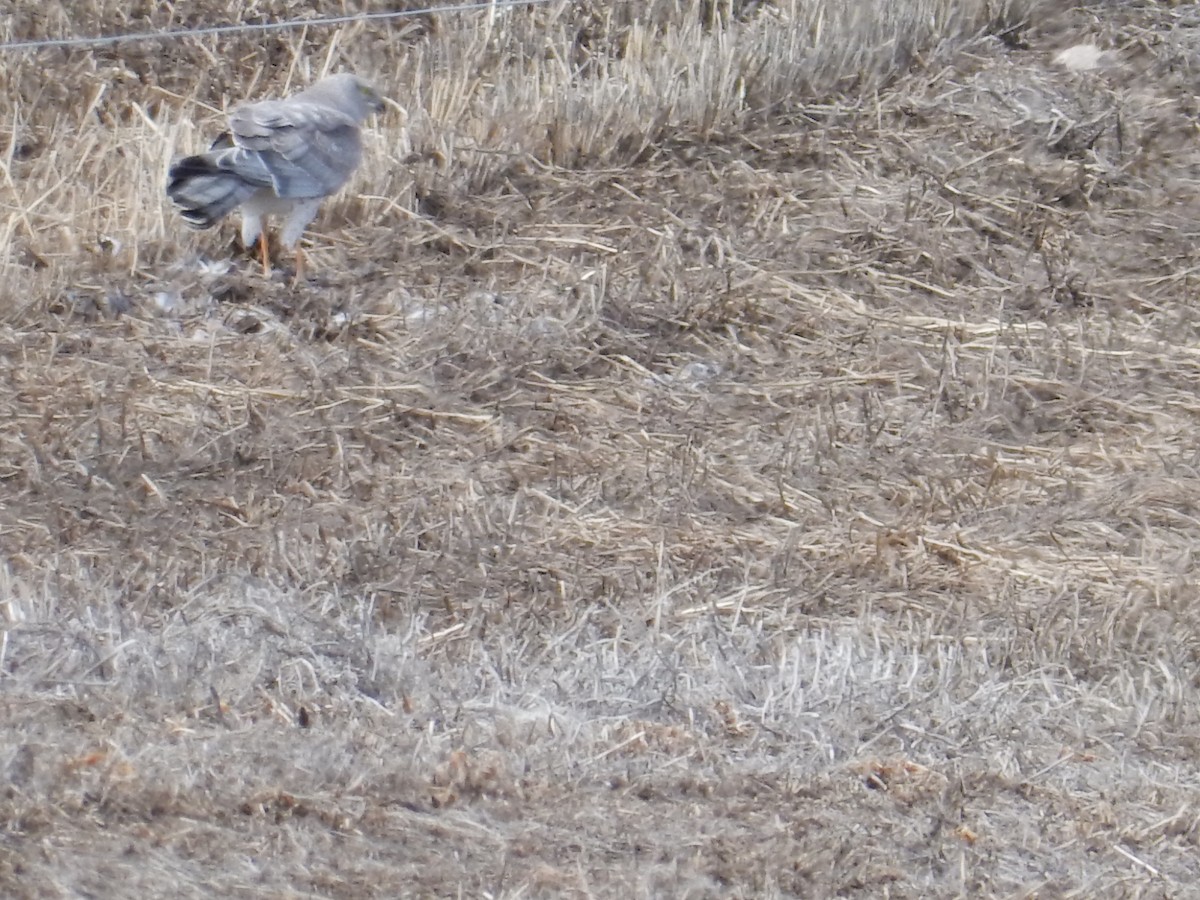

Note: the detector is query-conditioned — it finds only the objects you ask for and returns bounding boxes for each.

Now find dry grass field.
[4,0,1200,895]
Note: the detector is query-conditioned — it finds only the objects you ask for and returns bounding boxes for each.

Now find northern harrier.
[167,73,384,276]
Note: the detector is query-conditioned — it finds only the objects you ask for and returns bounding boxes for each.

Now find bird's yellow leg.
[259,230,271,276]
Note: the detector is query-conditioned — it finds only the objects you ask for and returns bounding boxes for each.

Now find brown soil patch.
[3,1,1200,896]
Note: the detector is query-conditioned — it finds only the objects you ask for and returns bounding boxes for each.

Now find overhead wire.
[0,0,559,53]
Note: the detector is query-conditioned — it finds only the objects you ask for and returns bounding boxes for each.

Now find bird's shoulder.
[227,93,358,150]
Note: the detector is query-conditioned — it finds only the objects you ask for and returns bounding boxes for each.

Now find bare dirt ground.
[3,0,1200,896]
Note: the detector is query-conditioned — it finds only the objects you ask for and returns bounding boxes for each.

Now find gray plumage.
[167,73,384,261]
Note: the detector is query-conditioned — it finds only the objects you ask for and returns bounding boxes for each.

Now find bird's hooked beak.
[354,78,387,116]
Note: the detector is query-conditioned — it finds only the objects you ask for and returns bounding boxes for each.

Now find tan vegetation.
[3,0,1200,895]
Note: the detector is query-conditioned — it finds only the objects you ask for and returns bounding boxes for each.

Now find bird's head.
[317,72,386,120]
[354,77,386,116]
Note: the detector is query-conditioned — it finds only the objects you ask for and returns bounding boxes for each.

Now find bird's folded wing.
[226,99,363,198]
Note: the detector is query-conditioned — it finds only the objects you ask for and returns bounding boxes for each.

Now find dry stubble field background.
[3,0,1200,896]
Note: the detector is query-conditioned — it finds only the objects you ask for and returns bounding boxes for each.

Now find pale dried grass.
[4,0,1200,896]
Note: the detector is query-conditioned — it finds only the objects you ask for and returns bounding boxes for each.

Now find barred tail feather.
[167,155,256,230]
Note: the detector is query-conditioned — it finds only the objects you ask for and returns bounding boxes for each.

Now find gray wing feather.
[168,74,378,231]
[223,98,363,199]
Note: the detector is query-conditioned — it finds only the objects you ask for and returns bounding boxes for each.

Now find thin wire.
[0,0,558,53]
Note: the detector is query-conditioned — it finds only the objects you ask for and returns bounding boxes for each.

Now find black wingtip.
[166,154,227,229]
[177,208,216,230]
[167,154,217,182]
